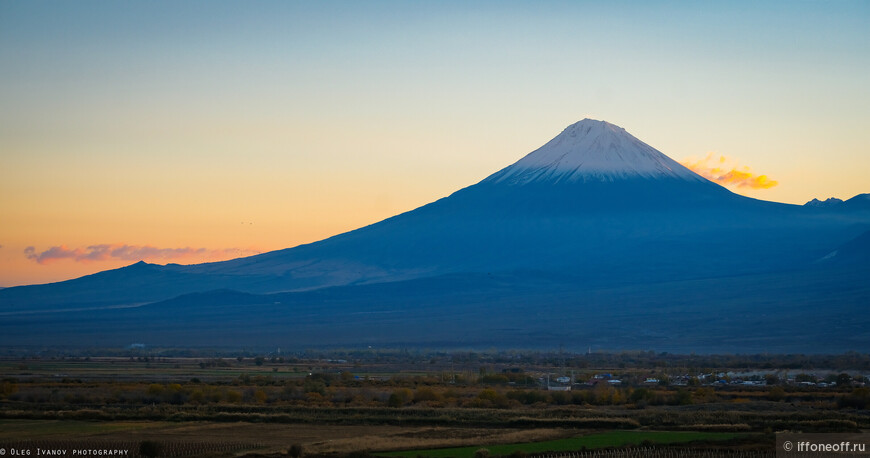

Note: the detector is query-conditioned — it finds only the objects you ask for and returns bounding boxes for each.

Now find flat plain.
[1,351,867,457]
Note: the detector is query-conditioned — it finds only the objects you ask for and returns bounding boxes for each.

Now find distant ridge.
[805,197,844,208]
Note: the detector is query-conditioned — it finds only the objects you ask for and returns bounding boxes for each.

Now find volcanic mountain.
[164,119,830,291]
[2,119,868,352]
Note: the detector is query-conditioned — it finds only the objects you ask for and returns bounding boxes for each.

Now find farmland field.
[0,350,867,457]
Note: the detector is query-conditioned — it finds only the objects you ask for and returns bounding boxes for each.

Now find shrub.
[413,387,442,403]
[477,388,510,408]
[388,388,413,407]
[839,387,870,409]
[768,386,786,402]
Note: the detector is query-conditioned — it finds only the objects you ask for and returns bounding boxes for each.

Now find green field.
[379,431,744,458]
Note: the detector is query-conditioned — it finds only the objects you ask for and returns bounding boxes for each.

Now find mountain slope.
[0,261,246,313]
[3,265,868,353]
[818,229,870,265]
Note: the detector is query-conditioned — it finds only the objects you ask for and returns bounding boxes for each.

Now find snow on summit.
[485,119,704,185]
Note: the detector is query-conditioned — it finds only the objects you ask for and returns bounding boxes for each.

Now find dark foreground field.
[1,350,868,457]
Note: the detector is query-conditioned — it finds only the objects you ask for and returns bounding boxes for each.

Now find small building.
[545,374,573,391]
[547,385,572,391]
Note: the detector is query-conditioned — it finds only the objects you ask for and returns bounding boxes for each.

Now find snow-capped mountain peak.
[484,118,704,185]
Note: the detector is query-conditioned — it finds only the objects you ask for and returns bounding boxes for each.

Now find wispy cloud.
[24,244,260,265]
[681,153,778,189]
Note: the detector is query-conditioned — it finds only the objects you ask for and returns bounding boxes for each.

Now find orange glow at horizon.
[681,153,779,189]
[22,243,261,265]
[1,243,267,288]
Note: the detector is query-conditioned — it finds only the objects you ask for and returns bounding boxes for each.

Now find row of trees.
[10,376,866,409]
[12,349,870,369]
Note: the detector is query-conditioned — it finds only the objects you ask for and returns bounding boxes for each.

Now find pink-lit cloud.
[24,244,260,265]
[681,153,778,189]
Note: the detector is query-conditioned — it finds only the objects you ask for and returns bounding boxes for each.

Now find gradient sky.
[1,0,868,287]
